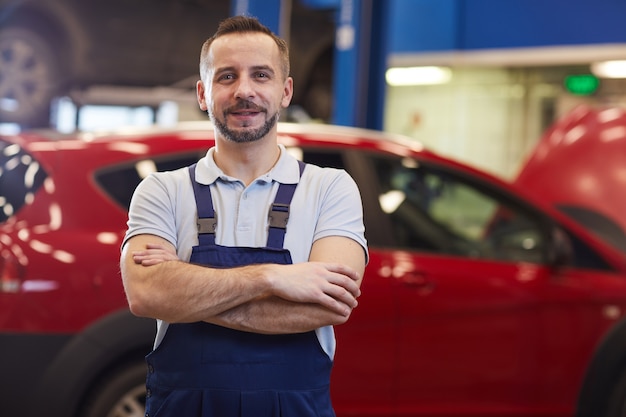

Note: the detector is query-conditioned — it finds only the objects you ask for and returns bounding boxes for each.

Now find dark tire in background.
[0,26,64,127]
[606,367,626,417]
[80,361,147,417]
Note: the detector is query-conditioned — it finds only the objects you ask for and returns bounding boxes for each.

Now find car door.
[297,146,554,415]
[295,147,396,415]
[357,152,626,416]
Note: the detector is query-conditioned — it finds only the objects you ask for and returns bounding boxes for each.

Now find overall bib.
[144,162,335,417]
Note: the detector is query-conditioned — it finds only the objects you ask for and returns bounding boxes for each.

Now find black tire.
[607,368,626,417]
[0,26,64,127]
[80,361,147,417]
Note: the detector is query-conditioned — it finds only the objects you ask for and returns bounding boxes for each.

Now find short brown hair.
[199,16,290,81]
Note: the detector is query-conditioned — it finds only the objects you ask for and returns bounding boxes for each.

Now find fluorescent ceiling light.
[591,60,626,78]
[386,66,452,86]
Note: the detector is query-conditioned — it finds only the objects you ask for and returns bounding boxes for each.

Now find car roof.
[7,122,425,148]
[4,120,626,268]
[3,122,439,170]
[0,120,600,210]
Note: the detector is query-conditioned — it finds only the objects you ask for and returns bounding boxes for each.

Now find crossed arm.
[120,234,365,334]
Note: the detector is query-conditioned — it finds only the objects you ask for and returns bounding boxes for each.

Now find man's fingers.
[266,262,362,313]
[132,245,179,265]
[327,272,361,298]
[319,294,353,317]
[326,284,358,308]
[327,263,360,282]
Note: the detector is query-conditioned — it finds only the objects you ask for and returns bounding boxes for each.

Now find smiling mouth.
[232,111,260,116]
[227,100,265,115]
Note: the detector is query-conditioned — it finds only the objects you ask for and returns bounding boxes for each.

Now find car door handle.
[402,272,435,291]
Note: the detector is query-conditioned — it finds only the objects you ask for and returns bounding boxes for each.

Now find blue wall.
[388,0,459,52]
[232,0,626,129]
[388,0,626,53]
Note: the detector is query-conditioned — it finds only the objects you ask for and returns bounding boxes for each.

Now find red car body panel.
[2,123,626,417]
[335,250,626,416]
[516,105,626,238]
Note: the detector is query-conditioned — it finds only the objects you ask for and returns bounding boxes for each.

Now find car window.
[557,204,626,255]
[371,155,548,263]
[97,148,345,212]
[0,139,48,223]
[299,149,346,170]
[94,152,204,210]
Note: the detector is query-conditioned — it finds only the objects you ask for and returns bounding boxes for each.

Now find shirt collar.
[194,144,301,185]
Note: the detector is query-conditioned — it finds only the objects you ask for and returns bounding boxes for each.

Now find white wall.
[383,66,592,180]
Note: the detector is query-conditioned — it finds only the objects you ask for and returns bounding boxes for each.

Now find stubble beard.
[210,101,280,144]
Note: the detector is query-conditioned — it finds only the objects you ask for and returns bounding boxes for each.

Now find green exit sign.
[564,74,600,96]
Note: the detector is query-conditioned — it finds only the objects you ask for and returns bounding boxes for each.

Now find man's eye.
[219,74,235,81]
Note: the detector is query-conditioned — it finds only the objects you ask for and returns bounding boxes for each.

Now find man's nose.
[234,76,255,100]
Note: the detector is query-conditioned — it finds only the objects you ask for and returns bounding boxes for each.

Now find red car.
[516,105,626,255]
[2,122,626,417]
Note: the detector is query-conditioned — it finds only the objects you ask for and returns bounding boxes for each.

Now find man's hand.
[265,262,360,316]
[132,243,179,266]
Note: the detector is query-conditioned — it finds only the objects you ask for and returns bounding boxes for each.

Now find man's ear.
[281,77,294,108]
[197,80,208,111]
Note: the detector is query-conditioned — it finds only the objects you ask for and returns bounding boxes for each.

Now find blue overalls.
[143,162,336,417]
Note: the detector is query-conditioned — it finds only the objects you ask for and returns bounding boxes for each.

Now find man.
[120,15,367,417]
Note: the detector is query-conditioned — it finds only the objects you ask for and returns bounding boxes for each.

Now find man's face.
[197,32,293,143]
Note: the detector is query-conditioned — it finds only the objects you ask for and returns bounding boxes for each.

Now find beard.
[210,100,280,144]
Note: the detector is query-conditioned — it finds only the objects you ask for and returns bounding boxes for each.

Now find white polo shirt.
[123,144,367,358]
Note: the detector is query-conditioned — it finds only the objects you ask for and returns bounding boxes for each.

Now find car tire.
[0,26,65,127]
[80,361,147,417]
[606,367,626,417]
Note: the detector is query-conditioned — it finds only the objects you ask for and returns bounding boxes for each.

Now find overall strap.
[267,160,306,249]
[188,164,217,246]
[188,160,307,248]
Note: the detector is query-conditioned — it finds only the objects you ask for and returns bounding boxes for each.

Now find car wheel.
[80,361,147,417]
[0,26,64,127]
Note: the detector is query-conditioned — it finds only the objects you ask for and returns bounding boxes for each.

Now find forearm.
[207,296,350,334]
[123,237,361,324]
[123,254,272,323]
